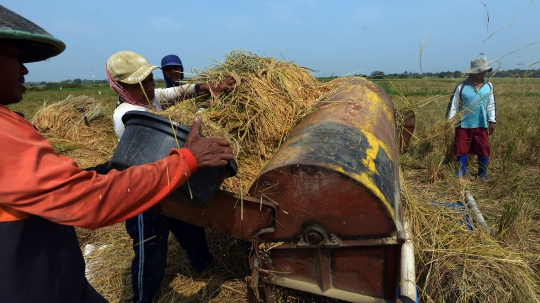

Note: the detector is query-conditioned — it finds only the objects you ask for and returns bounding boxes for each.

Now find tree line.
[34,68,540,87]
[367,68,540,79]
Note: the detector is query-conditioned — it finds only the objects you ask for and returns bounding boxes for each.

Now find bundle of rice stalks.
[160,50,325,193]
[31,95,117,165]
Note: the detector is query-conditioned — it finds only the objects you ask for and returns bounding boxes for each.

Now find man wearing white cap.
[447,55,496,180]
[106,50,235,303]
[108,50,235,138]
[0,5,232,303]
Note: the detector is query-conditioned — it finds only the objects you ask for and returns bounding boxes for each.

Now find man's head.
[0,5,65,105]
[161,54,184,84]
[0,41,28,105]
[106,51,159,102]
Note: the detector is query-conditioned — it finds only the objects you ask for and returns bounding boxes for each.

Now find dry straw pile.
[77,224,251,303]
[402,183,539,302]
[31,95,116,168]
[158,50,327,194]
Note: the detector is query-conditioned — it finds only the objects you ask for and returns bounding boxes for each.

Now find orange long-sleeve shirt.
[0,105,200,302]
[0,105,197,228]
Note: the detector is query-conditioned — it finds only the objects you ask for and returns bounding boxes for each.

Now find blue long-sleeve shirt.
[447,81,496,128]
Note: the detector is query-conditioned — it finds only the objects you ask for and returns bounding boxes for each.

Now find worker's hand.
[488,123,495,136]
[210,76,236,95]
[184,117,233,168]
[219,76,236,91]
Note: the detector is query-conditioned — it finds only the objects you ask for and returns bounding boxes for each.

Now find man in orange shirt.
[0,5,232,303]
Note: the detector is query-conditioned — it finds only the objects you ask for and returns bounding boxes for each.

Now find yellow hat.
[106,51,159,84]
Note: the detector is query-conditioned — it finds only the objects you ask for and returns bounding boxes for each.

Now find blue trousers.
[126,208,214,303]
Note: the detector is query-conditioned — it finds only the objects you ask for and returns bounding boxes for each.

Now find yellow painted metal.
[257,77,399,222]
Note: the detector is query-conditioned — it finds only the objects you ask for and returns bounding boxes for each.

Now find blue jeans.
[126,208,213,303]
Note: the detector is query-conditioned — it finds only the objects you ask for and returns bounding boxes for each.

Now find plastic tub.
[110,111,237,209]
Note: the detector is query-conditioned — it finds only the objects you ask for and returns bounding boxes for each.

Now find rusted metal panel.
[252,165,396,240]
[258,240,401,302]
[250,77,402,241]
[156,190,277,240]
[249,77,404,302]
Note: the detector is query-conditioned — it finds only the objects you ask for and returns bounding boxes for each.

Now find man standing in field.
[107,51,235,303]
[0,5,233,303]
[446,55,496,180]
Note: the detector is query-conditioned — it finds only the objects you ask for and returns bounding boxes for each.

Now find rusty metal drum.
[251,77,403,240]
[249,77,405,302]
[157,77,407,302]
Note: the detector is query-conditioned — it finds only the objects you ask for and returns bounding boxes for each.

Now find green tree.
[370,71,385,79]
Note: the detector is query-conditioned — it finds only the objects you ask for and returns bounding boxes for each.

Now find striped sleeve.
[446,83,463,120]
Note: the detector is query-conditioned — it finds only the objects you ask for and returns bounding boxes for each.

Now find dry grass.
[393,77,540,302]
[77,224,251,303]
[31,95,117,166]
[402,182,539,302]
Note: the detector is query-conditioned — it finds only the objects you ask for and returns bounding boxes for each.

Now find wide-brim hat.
[107,51,159,84]
[0,5,65,63]
[467,57,493,74]
[161,54,183,69]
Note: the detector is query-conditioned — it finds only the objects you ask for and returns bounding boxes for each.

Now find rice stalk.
[157,50,325,194]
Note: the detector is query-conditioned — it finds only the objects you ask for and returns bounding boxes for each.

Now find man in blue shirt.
[447,55,496,180]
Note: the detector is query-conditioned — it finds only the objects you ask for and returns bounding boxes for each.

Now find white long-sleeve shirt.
[113,84,198,139]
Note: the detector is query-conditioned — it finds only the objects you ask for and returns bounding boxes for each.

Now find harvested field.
[21,59,540,302]
[391,78,540,303]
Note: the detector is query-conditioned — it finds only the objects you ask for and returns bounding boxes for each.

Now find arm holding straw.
[157,76,236,108]
[1,110,232,229]
[200,76,236,97]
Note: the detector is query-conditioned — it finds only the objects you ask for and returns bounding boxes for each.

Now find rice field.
[9,67,540,302]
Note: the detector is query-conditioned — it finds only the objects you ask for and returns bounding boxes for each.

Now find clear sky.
[4,0,539,82]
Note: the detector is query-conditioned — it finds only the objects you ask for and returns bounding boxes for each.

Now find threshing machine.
[120,77,417,302]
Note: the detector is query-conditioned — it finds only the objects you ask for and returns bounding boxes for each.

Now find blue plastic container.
[110,111,237,209]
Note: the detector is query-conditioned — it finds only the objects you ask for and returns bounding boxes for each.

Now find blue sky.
[4,0,539,82]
